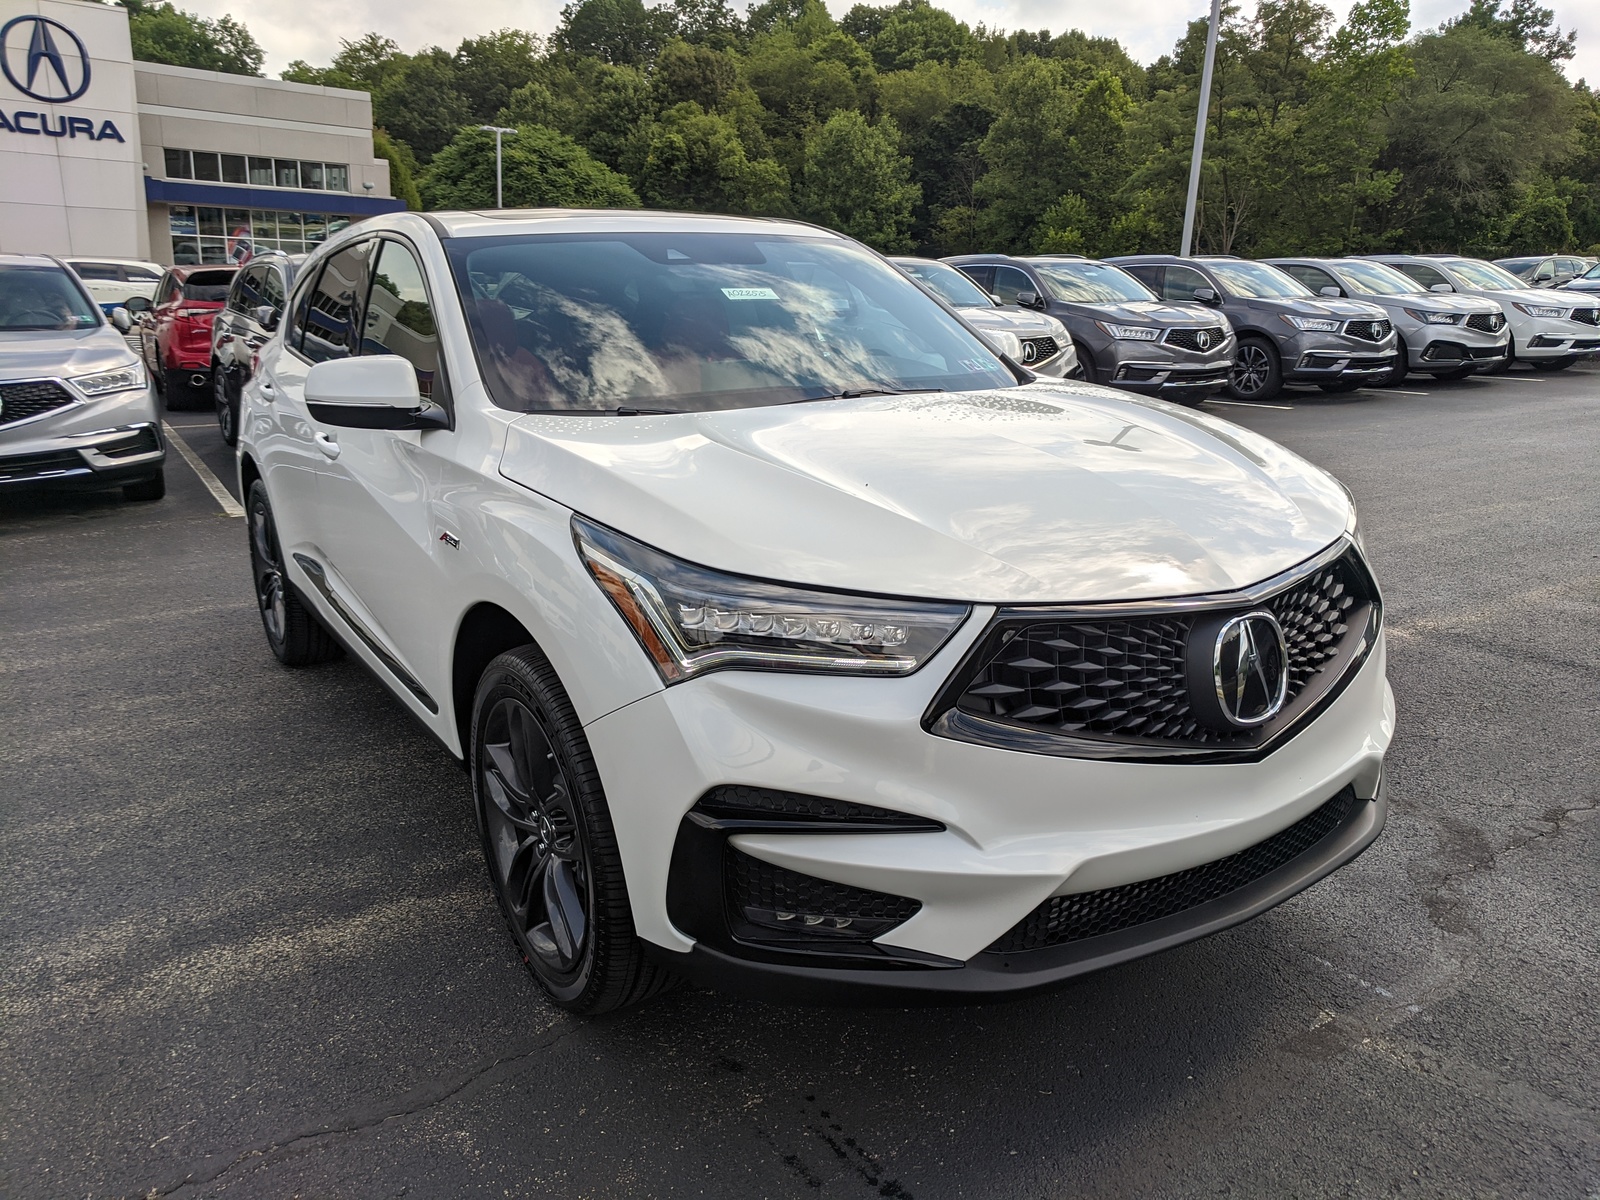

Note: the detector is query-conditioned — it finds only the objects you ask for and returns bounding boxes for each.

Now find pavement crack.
[139,1023,577,1197]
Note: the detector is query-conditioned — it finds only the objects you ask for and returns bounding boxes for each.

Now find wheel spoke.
[542,857,586,965]
[484,741,532,806]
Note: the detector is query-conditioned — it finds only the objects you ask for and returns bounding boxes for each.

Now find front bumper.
[585,613,1393,1001]
[1283,332,1398,383]
[1515,315,1600,360]
[1410,332,1509,371]
[0,420,164,490]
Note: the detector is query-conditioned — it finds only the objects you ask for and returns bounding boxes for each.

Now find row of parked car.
[894,251,1600,403]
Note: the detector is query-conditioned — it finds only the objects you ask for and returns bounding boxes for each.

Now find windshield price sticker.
[721,287,780,301]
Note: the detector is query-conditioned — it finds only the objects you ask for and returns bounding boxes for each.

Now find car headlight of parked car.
[1401,309,1463,325]
[983,329,1024,360]
[71,361,148,396]
[1281,315,1342,332]
[1512,302,1569,319]
[1095,322,1162,342]
[574,517,971,682]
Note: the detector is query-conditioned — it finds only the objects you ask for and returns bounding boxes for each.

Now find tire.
[1228,337,1283,401]
[214,361,239,447]
[122,469,165,502]
[1378,338,1409,388]
[247,480,342,667]
[1531,357,1575,372]
[1482,334,1514,375]
[472,646,675,1015]
[163,368,195,411]
[1072,341,1100,385]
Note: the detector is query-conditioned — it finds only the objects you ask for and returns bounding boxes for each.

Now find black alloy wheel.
[246,481,341,666]
[1228,338,1283,401]
[472,648,673,1014]
[214,361,239,446]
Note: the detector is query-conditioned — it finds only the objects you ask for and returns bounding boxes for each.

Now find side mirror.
[1015,290,1040,308]
[1192,286,1221,305]
[124,296,151,315]
[110,307,132,332]
[254,304,280,331]
[305,355,445,430]
[1318,285,1342,298]
[1429,282,1454,293]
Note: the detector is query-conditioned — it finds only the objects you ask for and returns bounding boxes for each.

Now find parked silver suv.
[0,254,165,500]
[891,257,1079,378]
[1268,258,1509,385]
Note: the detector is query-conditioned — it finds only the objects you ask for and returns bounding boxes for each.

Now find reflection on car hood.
[1263,297,1388,319]
[0,326,137,382]
[959,307,1065,337]
[501,383,1350,604]
[1070,300,1225,328]
[1360,292,1501,315]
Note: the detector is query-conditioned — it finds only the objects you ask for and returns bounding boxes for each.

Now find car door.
[216,266,258,378]
[1530,259,1557,286]
[304,235,458,723]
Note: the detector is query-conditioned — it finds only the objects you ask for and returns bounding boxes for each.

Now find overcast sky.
[194,0,1596,86]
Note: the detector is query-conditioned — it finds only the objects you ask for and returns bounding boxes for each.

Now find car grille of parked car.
[0,380,77,428]
[1464,312,1506,333]
[1020,335,1060,364]
[1342,319,1392,342]
[928,545,1379,759]
[725,846,921,945]
[984,787,1360,954]
[1163,327,1227,353]
[1570,307,1600,326]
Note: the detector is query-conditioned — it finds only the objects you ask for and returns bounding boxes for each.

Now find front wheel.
[122,469,165,502]
[214,361,239,446]
[1378,339,1409,388]
[1482,334,1514,375]
[247,480,342,667]
[1228,338,1283,401]
[473,647,674,1014]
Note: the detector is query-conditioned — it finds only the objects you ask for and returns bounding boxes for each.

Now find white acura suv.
[238,211,1392,1013]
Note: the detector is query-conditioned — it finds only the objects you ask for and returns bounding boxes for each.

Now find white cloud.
[187,0,1596,84]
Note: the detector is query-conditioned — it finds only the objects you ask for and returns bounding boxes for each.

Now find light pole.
[1180,0,1223,256]
[478,125,517,209]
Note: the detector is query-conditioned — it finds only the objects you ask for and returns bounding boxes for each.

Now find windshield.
[0,265,100,331]
[894,259,994,308]
[1030,261,1154,303]
[448,232,1015,414]
[1443,258,1527,291]
[1496,258,1538,276]
[1584,264,1600,281]
[1333,259,1425,296]
[182,269,236,302]
[1205,259,1312,298]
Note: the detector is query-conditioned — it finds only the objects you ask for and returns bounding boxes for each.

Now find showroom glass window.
[363,241,443,401]
[171,208,350,262]
[300,241,373,363]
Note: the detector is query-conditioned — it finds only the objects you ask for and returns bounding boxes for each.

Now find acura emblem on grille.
[1213,611,1288,726]
[1196,329,1212,350]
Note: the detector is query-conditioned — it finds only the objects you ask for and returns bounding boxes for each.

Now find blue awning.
[144,176,407,216]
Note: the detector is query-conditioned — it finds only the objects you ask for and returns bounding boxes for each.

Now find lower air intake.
[727,846,920,944]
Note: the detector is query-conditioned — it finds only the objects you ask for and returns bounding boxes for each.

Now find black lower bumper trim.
[649,787,1386,1005]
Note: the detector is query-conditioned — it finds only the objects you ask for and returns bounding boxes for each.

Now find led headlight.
[1402,309,1462,325]
[981,329,1024,361]
[1282,315,1341,332]
[71,361,148,396]
[1095,322,1161,341]
[1513,302,1568,319]
[574,517,971,682]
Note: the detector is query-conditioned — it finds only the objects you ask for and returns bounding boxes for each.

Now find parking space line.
[1208,400,1295,410]
[1498,377,1546,383]
[162,421,244,518]
[1389,389,1430,396]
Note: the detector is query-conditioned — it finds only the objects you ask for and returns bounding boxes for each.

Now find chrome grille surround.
[0,379,78,429]
[1464,312,1506,333]
[1163,327,1228,353]
[1342,318,1392,342]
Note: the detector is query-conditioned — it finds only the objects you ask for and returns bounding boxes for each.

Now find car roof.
[942,254,1020,264]
[0,253,67,269]
[422,209,845,242]
[168,263,239,278]
[62,256,163,268]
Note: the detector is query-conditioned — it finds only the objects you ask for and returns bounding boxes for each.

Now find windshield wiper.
[612,406,681,415]
[816,387,946,401]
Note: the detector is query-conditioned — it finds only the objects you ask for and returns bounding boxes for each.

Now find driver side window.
[991,266,1034,305]
[1162,265,1211,302]
[363,239,444,403]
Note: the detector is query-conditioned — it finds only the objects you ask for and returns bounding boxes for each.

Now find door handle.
[314,431,341,459]
[259,379,276,398]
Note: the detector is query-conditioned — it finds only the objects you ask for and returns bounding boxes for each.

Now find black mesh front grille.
[726,846,921,944]
[1343,319,1392,342]
[1464,312,1506,333]
[697,785,938,828]
[0,380,76,427]
[1021,335,1060,364]
[0,449,86,479]
[1571,308,1599,327]
[1164,327,1226,353]
[949,548,1370,749]
[987,789,1360,954]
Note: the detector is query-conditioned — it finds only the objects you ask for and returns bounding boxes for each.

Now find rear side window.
[1282,264,1338,294]
[261,264,287,312]
[301,241,373,363]
[71,262,121,281]
[232,266,265,312]
[957,264,995,291]
[125,265,163,283]
[363,239,442,401]
[182,270,235,302]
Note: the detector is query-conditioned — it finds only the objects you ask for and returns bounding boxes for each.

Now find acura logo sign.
[1185,609,1290,731]
[1195,329,1212,350]
[1,16,91,103]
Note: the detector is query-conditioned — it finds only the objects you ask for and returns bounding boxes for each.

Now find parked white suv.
[238,211,1391,1012]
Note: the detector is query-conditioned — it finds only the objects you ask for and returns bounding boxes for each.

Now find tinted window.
[125,265,162,283]
[990,266,1035,305]
[364,240,442,401]
[449,233,1014,414]
[1391,260,1453,290]
[233,266,265,312]
[70,262,122,281]
[955,264,995,291]
[1031,261,1155,303]
[1119,263,1160,289]
[181,269,235,302]
[0,265,100,331]
[301,241,372,363]
[1162,265,1211,301]
[261,263,287,311]
[1280,264,1339,294]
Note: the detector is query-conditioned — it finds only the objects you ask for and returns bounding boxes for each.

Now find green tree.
[799,111,919,249]
[866,0,977,72]
[374,128,423,210]
[420,125,639,209]
[454,30,544,122]
[120,0,263,76]
[374,50,471,162]
[628,102,789,213]
[282,33,405,90]
[554,0,676,64]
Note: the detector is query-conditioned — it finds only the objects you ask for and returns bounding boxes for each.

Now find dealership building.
[1,0,404,265]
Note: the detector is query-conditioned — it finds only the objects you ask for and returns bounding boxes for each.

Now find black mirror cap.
[1193,287,1221,305]
[124,296,151,314]
[307,401,449,430]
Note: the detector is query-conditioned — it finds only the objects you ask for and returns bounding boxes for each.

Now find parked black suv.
[1109,255,1397,401]
[944,255,1235,403]
[210,252,302,446]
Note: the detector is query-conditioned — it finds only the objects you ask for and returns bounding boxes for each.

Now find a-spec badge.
[438,530,460,549]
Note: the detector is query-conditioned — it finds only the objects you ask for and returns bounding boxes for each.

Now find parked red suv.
[134,265,237,409]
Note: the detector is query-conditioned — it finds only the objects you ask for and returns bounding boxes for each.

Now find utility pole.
[478,125,517,209]
[1180,0,1223,256]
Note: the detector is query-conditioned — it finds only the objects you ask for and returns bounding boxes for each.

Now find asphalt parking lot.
[3,366,1597,1199]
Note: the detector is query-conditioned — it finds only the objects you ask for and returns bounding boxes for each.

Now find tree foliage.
[419,125,639,209]
[119,0,263,76]
[133,0,1600,255]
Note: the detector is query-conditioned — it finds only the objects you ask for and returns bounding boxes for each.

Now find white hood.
[499,382,1351,604]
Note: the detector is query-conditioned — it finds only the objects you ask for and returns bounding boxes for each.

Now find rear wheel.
[473,646,674,1014]
[247,480,342,667]
[122,469,165,502]
[214,361,239,446]
[1228,338,1283,401]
